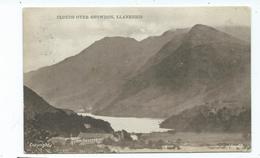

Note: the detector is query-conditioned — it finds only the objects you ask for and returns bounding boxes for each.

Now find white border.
[0,0,259,158]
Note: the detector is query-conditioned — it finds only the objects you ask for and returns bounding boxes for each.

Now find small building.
[162,144,180,150]
[84,123,91,129]
[130,134,138,141]
[78,132,114,144]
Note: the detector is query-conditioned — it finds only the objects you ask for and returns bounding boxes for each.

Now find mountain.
[24,86,113,142]
[24,29,187,112]
[24,24,250,119]
[160,101,251,133]
[95,24,250,118]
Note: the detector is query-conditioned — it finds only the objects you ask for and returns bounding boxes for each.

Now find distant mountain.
[24,29,187,112]
[24,86,113,142]
[95,24,250,118]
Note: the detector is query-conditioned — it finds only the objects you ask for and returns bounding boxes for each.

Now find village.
[46,130,182,153]
[45,129,250,153]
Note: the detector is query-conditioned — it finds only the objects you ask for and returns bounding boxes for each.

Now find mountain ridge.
[24,28,187,112]
[24,24,250,119]
[94,24,250,118]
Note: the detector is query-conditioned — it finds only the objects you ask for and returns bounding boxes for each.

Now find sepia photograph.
[23,7,251,153]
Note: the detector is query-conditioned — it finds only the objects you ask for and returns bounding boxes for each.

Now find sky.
[23,7,250,72]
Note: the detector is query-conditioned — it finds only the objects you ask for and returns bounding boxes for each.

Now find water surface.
[78,113,170,133]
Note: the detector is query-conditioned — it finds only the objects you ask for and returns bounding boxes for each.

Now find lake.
[78,113,171,133]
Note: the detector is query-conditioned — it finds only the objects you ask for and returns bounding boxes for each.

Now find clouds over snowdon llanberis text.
[57,15,143,20]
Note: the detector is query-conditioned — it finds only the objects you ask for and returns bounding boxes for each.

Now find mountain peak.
[185,24,239,47]
[101,36,138,42]
[189,24,219,36]
[191,24,216,30]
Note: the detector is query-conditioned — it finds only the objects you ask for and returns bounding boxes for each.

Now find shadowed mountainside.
[95,24,250,118]
[24,85,113,143]
[24,29,188,112]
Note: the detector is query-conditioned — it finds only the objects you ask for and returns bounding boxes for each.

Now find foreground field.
[140,132,250,146]
[112,145,250,153]
[39,131,250,153]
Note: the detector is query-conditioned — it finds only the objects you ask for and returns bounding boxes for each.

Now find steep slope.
[96,24,250,118]
[24,86,113,140]
[24,29,187,112]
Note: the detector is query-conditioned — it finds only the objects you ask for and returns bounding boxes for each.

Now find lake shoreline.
[78,112,171,133]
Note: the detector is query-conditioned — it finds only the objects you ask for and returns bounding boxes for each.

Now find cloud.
[23,7,250,72]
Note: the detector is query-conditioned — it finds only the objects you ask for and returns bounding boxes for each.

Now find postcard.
[23,7,251,153]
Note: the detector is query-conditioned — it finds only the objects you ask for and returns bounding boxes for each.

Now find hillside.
[24,29,187,112]
[24,86,113,145]
[160,101,251,133]
[95,24,250,118]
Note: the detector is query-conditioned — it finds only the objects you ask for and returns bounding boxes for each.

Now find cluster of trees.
[188,106,251,133]
[26,110,113,137]
[161,104,251,134]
